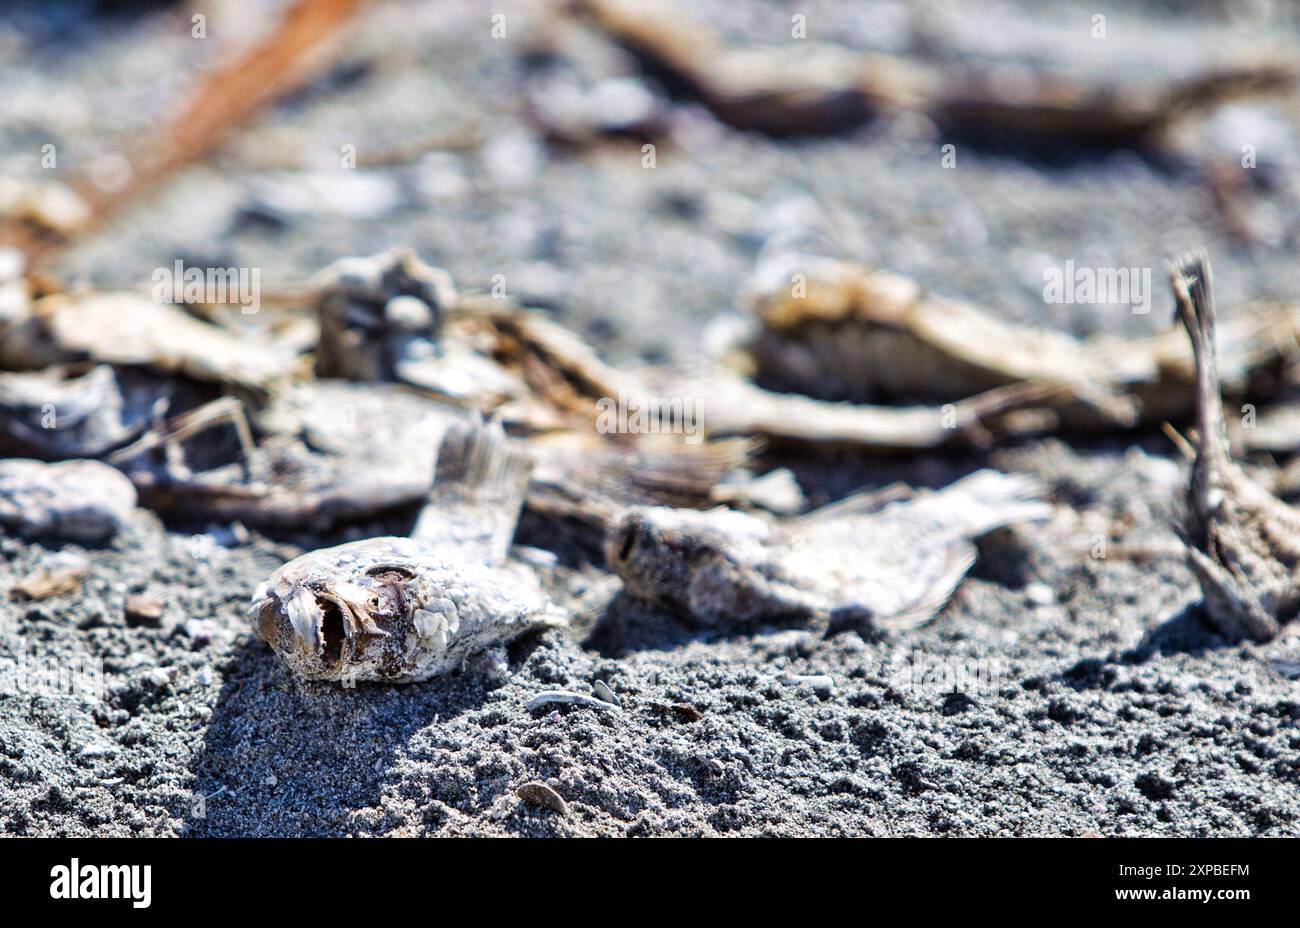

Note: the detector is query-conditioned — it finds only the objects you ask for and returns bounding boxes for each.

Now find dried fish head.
[249,536,557,684]
[315,249,457,381]
[605,505,816,625]
[249,416,563,684]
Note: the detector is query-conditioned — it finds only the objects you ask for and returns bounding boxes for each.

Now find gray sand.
[2,0,1299,836]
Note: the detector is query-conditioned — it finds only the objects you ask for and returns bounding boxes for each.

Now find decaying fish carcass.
[249,419,565,684]
[0,290,305,395]
[606,469,1049,629]
[461,295,1065,451]
[110,380,452,530]
[742,252,1300,434]
[313,248,458,383]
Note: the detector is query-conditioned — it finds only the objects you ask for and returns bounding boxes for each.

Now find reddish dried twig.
[11,0,364,268]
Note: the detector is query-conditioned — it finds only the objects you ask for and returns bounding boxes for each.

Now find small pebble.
[185,620,222,648]
[0,458,137,543]
[1025,583,1055,607]
[125,594,165,626]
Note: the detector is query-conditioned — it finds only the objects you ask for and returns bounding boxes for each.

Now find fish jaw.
[249,536,555,684]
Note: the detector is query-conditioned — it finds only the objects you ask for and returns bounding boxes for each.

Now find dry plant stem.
[16,0,363,268]
[1173,252,1300,642]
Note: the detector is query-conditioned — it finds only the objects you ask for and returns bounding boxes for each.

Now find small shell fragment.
[516,781,569,816]
[526,690,620,713]
[592,679,620,706]
[779,673,835,695]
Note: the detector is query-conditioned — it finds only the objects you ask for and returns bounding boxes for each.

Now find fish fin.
[934,469,1052,538]
[413,416,533,564]
[781,482,912,538]
[872,544,977,632]
[1169,250,1230,465]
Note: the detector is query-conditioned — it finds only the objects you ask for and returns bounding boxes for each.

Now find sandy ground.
[2,0,1300,836]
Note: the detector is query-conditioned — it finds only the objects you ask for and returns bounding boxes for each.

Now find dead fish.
[0,458,137,543]
[248,536,558,683]
[249,418,564,684]
[605,469,1049,629]
[114,382,451,530]
[314,252,536,410]
[744,252,1299,431]
[0,364,159,459]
